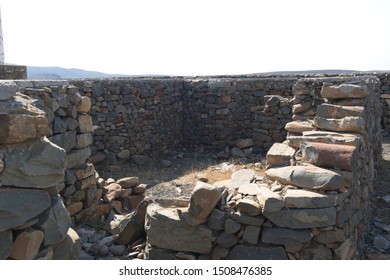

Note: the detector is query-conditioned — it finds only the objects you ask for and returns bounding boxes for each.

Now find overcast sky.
[1,0,389,75]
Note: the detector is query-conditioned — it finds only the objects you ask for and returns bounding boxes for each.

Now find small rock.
[117,149,131,160]
[243,226,261,244]
[381,195,390,203]
[188,181,222,219]
[225,219,242,234]
[237,198,262,216]
[161,160,172,167]
[216,232,238,248]
[231,147,245,158]
[103,183,122,202]
[116,177,139,189]
[373,236,390,251]
[133,184,147,195]
[109,244,127,256]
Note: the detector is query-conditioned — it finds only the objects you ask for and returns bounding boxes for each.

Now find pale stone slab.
[188,181,222,219]
[257,186,285,213]
[316,104,363,119]
[285,121,315,133]
[314,116,365,133]
[321,83,368,99]
[226,245,287,260]
[266,143,296,167]
[262,227,312,247]
[10,228,44,260]
[284,189,345,208]
[231,169,255,187]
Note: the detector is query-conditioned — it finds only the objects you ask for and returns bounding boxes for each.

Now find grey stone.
[211,245,230,260]
[373,236,390,251]
[320,83,368,99]
[262,227,312,248]
[109,244,127,256]
[316,104,363,119]
[0,81,19,101]
[132,154,150,165]
[238,198,262,216]
[116,199,151,245]
[0,230,13,260]
[238,183,260,195]
[263,207,336,229]
[225,218,242,233]
[266,143,296,167]
[229,211,265,226]
[0,138,67,189]
[314,116,365,133]
[36,195,72,245]
[78,114,94,133]
[116,177,139,189]
[243,226,261,244]
[145,204,214,254]
[287,131,361,148]
[298,242,333,260]
[266,165,344,191]
[53,116,67,134]
[231,147,245,158]
[0,188,51,231]
[216,232,238,248]
[235,138,253,149]
[76,133,93,149]
[313,228,345,244]
[66,118,79,131]
[49,131,77,152]
[188,181,222,219]
[226,245,288,260]
[207,209,226,230]
[67,147,91,169]
[231,169,255,187]
[257,186,285,213]
[284,189,345,208]
[51,228,81,260]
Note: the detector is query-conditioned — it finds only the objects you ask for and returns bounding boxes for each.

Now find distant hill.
[27,66,130,79]
[259,69,389,75]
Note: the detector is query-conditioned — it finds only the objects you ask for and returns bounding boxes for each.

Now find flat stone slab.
[262,227,312,246]
[320,83,368,99]
[283,189,346,208]
[266,143,296,167]
[256,186,285,213]
[285,121,315,133]
[231,169,255,187]
[314,116,365,133]
[316,104,363,119]
[287,131,360,148]
[226,245,288,260]
[266,165,344,191]
[263,207,336,229]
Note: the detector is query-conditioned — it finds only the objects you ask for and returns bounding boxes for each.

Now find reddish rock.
[10,228,44,260]
[103,183,122,202]
[285,121,315,133]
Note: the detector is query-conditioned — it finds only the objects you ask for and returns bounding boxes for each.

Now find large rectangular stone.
[320,84,368,99]
[49,131,77,152]
[283,189,346,208]
[263,207,336,229]
[316,104,363,119]
[145,204,214,254]
[67,147,91,169]
[266,143,296,167]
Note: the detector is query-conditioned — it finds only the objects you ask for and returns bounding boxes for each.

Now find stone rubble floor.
[78,140,390,260]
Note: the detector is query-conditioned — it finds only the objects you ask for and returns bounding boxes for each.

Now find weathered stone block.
[321,83,368,99]
[78,114,94,133]
[263,207,336,229]
[0,138,67,189]
[145,204,214,254]
[10,228,44,260]
[243,225,261,244]
[51,228,81,260]
[231,169,255,187]
[257,186,285,213]
[284,189,345,208]
[0,230,13,260]
[226,245,287,260]
[285,121,315,133]
[0,188,51,231]
[116,177,139,189]
[314,116,365,133]
[49,131,77,152]
[76,133,93,149]
[238,198,262,216]
[266,143,296,167]
[316,104,363,119]
[77,96,91,113]
[188,181,222,219]
[67,147,91,169]
[266,165,344,191]
[262,227,312,248]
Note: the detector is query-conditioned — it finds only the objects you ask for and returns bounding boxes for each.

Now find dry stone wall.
[12,80,102,227]
[0,81,81,259]
[143,76,381,260]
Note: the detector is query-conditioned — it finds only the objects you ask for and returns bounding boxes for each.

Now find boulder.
[10,228,44,260]
[316,104,363,119]
[263,207,336,229]
[0,188,51,231]
[36,195,72,245]
[284,189,345,208]
[256,186,285,213]
[266,143,296,167]
[188,181,222,219]
[145,204,214,254]
[313,228,345,244]
[266,165,344,191]
[320,83,368,99]
[0,138,67,189]
[314,116,365,133]
[285,121,315,133]
[301,142,356,171]
[226,245,287,260]
[117,177,139,189]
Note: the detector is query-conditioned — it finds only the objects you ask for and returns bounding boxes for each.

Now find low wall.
[0,65,27,80]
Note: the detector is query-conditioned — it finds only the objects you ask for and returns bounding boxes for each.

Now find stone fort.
[0,68,389,259]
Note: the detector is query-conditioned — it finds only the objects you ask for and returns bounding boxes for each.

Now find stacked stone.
[141,76,380,260]
[252,94,292,151]
[378,73,390,137]
[182,77,296,152]
[266,76,381,259]
[17,81,101,227]
[73,79,184,171]
[0,81,80,260]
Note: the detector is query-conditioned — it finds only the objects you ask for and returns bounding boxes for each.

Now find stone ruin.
[0,73,387,259]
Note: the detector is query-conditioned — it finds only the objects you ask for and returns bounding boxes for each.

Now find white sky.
[1,0,389,75]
